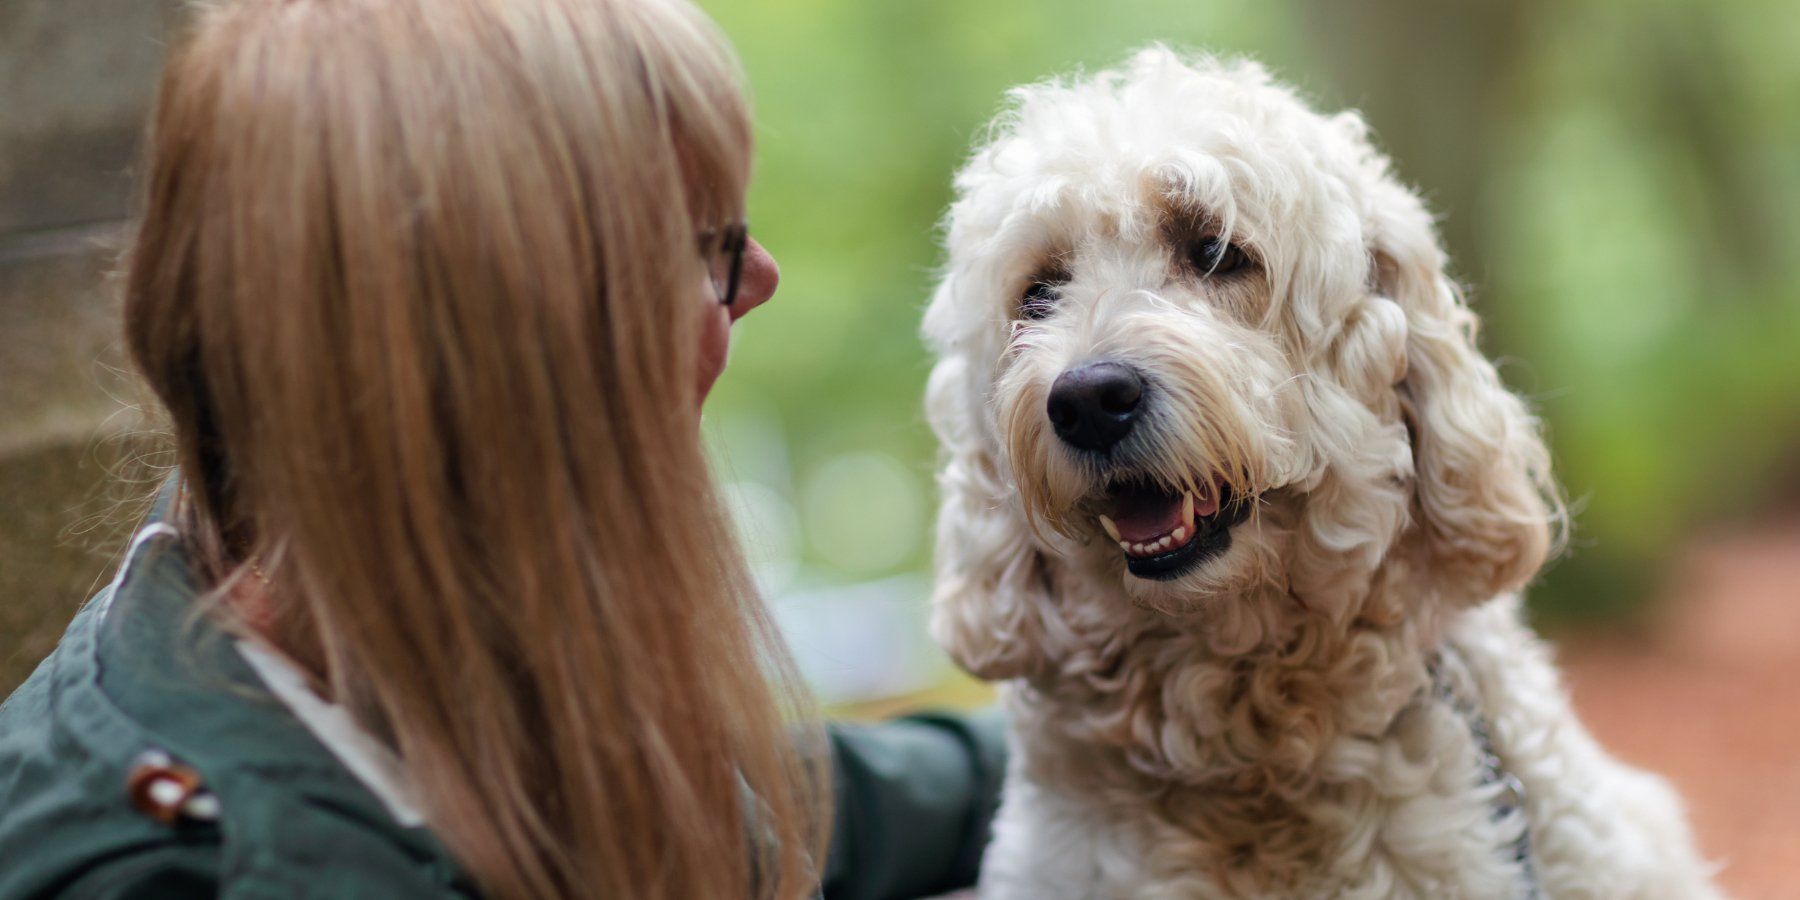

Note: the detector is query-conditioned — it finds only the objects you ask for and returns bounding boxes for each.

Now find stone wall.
[1,0,183,694]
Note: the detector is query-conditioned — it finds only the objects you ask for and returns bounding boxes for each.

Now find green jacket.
[0,518,1005,899]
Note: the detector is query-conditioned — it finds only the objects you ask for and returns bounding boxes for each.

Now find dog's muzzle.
[1044,358,1249,580]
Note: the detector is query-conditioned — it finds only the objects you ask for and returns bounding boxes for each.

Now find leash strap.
[1427,652,1542,900]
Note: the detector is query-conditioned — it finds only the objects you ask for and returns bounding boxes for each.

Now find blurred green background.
[4,0,1798,699]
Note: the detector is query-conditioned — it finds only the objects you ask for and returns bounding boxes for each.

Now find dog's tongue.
[1108,483,1187,543]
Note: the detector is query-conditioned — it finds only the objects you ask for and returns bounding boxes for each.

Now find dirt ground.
[1558,523,1800,900]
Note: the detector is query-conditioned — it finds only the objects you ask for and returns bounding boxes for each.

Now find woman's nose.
[729,237,778,323]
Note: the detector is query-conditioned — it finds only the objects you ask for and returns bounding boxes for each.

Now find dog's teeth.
[1117,540,1131,551]
[1154,537,1170,551]
[1181,492,1195,528]
[1132,542,1148,555]
[1172,526,1188,543]
[1098,515,1122,542]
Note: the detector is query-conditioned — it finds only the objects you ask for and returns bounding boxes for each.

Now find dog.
[922,48,1724,899]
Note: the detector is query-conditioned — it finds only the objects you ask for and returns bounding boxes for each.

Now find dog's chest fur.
[990,597,1532,899]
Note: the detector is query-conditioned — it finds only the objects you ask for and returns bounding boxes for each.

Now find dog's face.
[925,50,1560,677]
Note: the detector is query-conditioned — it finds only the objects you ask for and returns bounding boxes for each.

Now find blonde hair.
[124,0,826,896]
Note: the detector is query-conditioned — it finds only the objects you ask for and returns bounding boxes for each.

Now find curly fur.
[923,48,1724,899]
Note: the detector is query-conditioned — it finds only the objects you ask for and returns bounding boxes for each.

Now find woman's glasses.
[700,221,748,307]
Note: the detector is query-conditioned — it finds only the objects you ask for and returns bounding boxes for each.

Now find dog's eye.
[1019,280,1060,320]
[1190,237,1252,277]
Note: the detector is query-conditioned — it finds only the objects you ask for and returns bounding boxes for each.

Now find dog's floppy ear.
[1373,214,1563,606]
[923,344,1059,682]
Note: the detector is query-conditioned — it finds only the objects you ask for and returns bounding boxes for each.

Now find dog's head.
[924,49,1563,680]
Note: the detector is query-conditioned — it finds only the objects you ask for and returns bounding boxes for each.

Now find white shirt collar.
[235,639,427,828]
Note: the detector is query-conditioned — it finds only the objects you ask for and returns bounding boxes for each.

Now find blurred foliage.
[698,0,1799,624]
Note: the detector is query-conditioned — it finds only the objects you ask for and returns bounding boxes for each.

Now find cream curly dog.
[923,48,1723,900]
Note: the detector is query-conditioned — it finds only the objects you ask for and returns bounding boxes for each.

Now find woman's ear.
[923,350,1057,682]
[1375,232,1565,606]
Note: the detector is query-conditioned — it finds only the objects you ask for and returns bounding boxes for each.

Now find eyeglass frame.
[699,221,749,307]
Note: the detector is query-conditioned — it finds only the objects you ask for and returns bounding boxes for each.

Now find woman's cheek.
[696,302,731,405]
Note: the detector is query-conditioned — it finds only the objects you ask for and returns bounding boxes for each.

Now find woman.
[0,0,1002,897]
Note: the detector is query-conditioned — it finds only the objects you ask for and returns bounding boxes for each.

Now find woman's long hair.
[123,0,827,896]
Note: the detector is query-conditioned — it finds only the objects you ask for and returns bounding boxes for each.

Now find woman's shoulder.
[0,525,474,899]
[0,587,229,898]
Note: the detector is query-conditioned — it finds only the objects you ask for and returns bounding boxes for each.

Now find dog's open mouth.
[1096,478,1244,580]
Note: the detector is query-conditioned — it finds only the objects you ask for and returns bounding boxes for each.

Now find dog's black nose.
[1046,360,1144,453]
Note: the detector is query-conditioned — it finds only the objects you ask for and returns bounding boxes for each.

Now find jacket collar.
[54,488,466,884]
